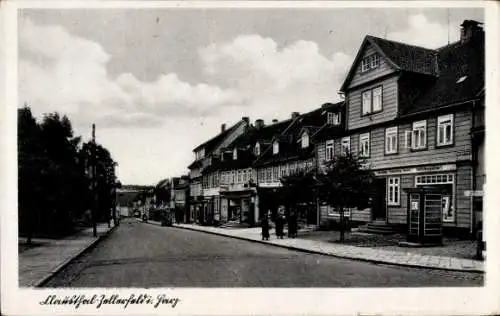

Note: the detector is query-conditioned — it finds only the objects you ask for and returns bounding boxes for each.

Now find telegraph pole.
[91,124,97,237]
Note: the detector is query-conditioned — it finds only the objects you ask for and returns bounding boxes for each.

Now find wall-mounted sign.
[464,190,483,197]
[374,164,456,176]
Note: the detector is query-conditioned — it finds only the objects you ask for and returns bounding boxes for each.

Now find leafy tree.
[318,153,375,242]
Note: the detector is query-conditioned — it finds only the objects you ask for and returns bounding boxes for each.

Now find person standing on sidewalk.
[275,208,285,239]
[261,214,270,241]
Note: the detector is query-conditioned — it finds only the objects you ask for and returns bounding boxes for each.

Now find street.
[43,218,483,287]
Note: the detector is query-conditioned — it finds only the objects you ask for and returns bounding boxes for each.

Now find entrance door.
[372,178,387,220]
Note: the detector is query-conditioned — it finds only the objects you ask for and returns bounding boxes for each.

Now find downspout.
[470,100,476,235]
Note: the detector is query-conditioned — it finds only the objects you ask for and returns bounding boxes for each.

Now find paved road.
[43,218,483,287]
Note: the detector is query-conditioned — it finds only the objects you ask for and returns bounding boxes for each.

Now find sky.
[17,6,484,185]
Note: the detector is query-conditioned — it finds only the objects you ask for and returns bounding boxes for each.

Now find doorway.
[372,178,387,220]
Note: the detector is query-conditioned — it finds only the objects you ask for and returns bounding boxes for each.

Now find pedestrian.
[261,214,270,241]
[275,208,285,239]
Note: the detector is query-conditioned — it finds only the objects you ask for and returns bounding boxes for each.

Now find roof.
[253,102,343,167]
[340,35,438,91]
[399,33,484,116]
[192,120,243,153]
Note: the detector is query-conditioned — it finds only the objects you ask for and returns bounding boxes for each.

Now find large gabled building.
[333,19,485,236]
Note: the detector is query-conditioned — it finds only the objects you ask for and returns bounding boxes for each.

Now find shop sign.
[464,190,483,197]
[374,164,456,176]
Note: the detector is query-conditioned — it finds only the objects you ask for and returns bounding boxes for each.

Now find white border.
[2,1,500,316]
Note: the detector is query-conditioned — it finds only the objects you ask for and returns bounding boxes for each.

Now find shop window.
[325,140,334,161]
[273,166,279,181]
[385,127,398,154]
[388,177,400,205]
[437,114,454,146]
[415,173,455,222]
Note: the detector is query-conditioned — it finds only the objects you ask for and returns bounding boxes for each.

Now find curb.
[34,225,118,287]
[171,224,484,274]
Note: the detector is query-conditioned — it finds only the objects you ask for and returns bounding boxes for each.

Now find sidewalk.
[143,220,483,273]
[18,222,116,287]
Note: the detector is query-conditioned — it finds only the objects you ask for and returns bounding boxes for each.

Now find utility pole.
[91,124,97,237]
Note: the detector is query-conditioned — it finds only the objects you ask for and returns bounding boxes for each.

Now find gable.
[345,42,397,90]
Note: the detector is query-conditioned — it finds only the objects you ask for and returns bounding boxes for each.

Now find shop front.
[219,185,258,225]
[374,163,472,234]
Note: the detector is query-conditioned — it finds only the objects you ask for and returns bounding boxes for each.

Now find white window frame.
[361,53,379,72]
[437,114,454,146]
[372,86,383,112]
[273,141,279,155]
[301,132,309,148]
[359,133,370,158]
[327,112,341,125]
[387,177,400,206]
[412,120,427,150]
[254,142,260,155]
[325,140,334,161]
[341,136,350,155]
[362,86,383,115]
[385,127,398,154]
[362,91,372,115]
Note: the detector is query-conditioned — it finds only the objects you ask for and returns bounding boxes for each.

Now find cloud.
[198,35,352,121]
[388,14,460,49]
[18,18,241,128]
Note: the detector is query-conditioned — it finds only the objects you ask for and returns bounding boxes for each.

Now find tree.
[318,153,375,242]
[18,107,44,243]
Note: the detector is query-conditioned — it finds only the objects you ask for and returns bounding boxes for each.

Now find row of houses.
[181,20,485,237]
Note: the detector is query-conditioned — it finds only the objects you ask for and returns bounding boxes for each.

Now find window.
[233,148,238,160]
[327,112,341,125]
[273,166,279,181]
[388,177,400,206]
[359,133,370,157]
[325,140,334,161]
[412,120,427,149]
[273,141,279,155]
[259,170,265,182]
[362,86,383,115]
[301,132,309,148]
[341,137,350,155]
[385,127,398,154]
[254,142,260,155]
[437,114,454,146]
[361,53,379,72]
[372,87,382,112]
[266,168,272,182]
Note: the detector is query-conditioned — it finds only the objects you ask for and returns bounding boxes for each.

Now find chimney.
[242,116,250,124]
[272,119,278,124]
[255,119,265,129]
[460,20,484,43]
[221,123,226,133]
[291,112,300,119]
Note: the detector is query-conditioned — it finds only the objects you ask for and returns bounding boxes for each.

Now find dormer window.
[233,148,238,160]
[254,142,260,156]
[301,131,309,148]
[273,141,279,155]
[361,53,379,72]
[327,112,341,125]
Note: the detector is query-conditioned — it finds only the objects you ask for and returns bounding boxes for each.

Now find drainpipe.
[471,100,476,236]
